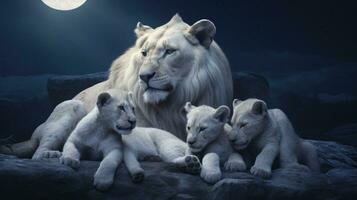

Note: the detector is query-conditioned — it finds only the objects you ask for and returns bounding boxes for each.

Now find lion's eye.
[141,50,147,57]
[118,105,125,112]
[187,126,191,131]
[199,127,207,132]
[165,49,176,55]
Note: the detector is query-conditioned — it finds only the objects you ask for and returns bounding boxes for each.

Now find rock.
[1,140,357,200]
[47,72,270,107]
[47,72,108,107]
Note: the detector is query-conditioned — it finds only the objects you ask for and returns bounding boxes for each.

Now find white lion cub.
[60,89,136,191]
[183,102,246,184]
[229,98,320,178]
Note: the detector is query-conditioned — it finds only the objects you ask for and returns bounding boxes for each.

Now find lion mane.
[107,15,233,140]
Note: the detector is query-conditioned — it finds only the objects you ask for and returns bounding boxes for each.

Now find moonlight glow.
[41,0,87,11]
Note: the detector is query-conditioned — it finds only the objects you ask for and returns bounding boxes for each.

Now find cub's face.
[184,103,230,153]
[229,99,268,150]
[97,91,136,135]
[134,14,216,104]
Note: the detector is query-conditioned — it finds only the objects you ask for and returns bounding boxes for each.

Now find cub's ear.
[232,99,243,107]
[97,92,112,108]
[214,105,230,123]
[185,19,216,48]
[252,101,267,115]
[127,91,134,106]
[183,102,196,113]
[135,22,153,37]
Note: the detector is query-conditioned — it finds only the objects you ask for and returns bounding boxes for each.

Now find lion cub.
[183,102,246,184]
[60,89,136,191]
[229,98,320,178]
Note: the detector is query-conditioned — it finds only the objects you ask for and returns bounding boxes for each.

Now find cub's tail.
[0,138,38,158]
[301,140,320,172]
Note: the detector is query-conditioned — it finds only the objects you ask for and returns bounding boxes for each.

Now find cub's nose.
[139,72,155,83]
[129,119,136,127]
[187,138,196,145]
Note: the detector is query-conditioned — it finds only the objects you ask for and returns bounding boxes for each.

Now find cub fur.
[229,98,320,178]
[183,102,246,184]
[60,90,136,191]
[122,127,201,183]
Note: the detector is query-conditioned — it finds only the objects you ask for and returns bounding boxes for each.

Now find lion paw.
[60,156,80,169]
[131,168,145,183]
[94,173,114,191]
[224,160,247,172]
[250,165,271,178]
[200,168,221,184]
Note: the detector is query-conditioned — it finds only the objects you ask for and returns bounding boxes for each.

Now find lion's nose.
[139,72,155,83]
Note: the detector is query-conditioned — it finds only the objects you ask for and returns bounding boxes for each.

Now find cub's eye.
[165,49,176,55]
[118,105,125,112]
[199,127,207,132]
[141,50,147,57]
[187,126,191,131]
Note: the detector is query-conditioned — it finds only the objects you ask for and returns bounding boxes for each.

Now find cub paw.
[94,174,114,191]
[250,165,271,178]
[39,150,62,159]
[131,168,145,183]
[200,168,221,184]
[180,155,201,174]
[60,156,80,169]
[224,160,247,172]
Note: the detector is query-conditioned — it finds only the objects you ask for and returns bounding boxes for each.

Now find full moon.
[41,0,87,11]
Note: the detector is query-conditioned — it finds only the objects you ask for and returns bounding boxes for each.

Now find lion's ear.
[185,19,216,48]
[251,101,267,115]
[233,99,243,107]
[214,105,230,123]
[135,22,153,37]
[97,92,112,108]
[183,102,196,113]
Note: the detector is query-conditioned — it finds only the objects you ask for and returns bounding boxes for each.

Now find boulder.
[1,140,357,200]
[47,72,108,107]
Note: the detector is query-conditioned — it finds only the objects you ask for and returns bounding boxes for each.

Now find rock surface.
[47,72,108,107]
[0,140,357,200]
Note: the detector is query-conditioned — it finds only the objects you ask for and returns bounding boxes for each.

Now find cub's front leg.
[93,148,122,191]
[172,148,201,174]
[224,152,247,172]
[123,148,144,183]
[250,142,279,178]
[200,153,222,184]
[60,140,81,169]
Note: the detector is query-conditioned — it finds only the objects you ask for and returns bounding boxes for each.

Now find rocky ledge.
[0,140,357,200]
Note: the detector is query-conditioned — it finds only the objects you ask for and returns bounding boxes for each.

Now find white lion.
[229,98,320,178]
[183,102,246,184]
[60,89,136,191]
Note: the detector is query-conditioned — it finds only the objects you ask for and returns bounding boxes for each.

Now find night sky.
[0,0,356,136]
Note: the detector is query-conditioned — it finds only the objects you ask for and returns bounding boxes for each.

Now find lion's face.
[228,99,268,150]
[133,14,216,104]
[184,103,230,153]
[96,91,136,135]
